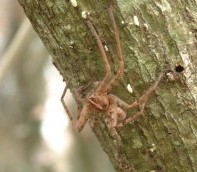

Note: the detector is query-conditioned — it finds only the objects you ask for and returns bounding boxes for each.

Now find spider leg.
[116,101,146,128]
[137,72,164,104]
[106,6,124,90]
[61,84,74,121]
[110,127,122,147]
[86,20,112,92]
[75,103,92,132]
[89,109,99,128]
[75,86,85,115]
[109,94,138,110]
[105,117,122,146]
[115,72,164,128]
[61,84,92,132]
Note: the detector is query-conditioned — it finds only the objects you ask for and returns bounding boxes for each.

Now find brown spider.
[61,6,164,145]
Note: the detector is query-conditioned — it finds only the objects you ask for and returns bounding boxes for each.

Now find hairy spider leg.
[75,86,84,114]
[61,84,92,132]
[105,116,122,146]
[86,20,112,92]
[116,72,164,128]
[106,6,124,91]
[75,103,92,132]
[110,126,122,146]
[61,84,74,121]
[89,108,99,128]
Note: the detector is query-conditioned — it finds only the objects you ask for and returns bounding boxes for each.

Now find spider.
[61,6,164,145]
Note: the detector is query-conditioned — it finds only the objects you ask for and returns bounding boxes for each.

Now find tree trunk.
[18,0,197,171]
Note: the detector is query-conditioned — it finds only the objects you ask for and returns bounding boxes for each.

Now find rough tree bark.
[18,0,197,171]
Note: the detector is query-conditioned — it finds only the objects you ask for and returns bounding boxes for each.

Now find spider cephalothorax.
[61,6,164,145]
[88,93,110,110]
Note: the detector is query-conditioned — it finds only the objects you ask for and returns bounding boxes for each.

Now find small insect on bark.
[61,6,164,146]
